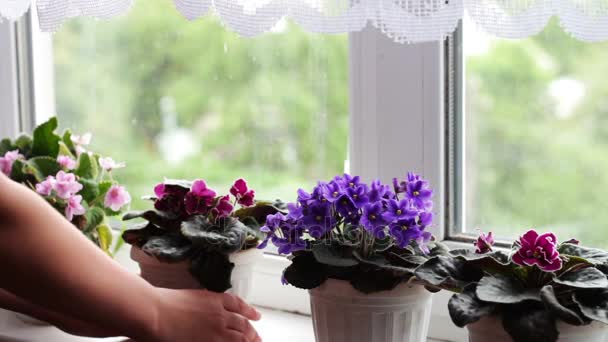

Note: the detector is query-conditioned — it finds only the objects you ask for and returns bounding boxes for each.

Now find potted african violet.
[122,178,282,299]
[258,172,448,342]
[415,229,608,342]
[1,117,131,325]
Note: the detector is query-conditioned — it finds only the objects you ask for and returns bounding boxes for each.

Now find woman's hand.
[148,288,262,342]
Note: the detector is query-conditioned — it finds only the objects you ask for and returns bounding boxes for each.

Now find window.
[451,16,608,249]
[35,0,349,210]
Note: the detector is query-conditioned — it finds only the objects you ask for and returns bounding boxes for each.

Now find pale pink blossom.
[65,195,86,221]
[36,176,56,196]
[57,155,77,170]
[71,133,92,146]
[99,157,126,172]
[75,145,87,156]
[54,171,83,199]
[104,185,131,211]
[0,150,23,175]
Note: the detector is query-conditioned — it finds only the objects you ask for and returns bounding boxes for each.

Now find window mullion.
[0,20,21,138]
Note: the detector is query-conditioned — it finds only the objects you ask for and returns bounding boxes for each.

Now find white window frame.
[0,14,469,341]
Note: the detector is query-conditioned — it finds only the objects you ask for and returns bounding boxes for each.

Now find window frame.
[0,12,469,341]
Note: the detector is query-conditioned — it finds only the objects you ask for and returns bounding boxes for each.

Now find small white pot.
[131,246,262,300]
[467,316,608,342]
[309,279,433,342]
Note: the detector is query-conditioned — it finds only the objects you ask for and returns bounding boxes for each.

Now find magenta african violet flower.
[0,150,23,175]
[474,231,494,254]
[104,185,131,211]
[65,195,86,221]
[54,171,83,199]
[239,190,255,207]
[230,179,249,197]
[36,176,56,196]
[213,195,234,218]
[57,155,76,170]
[99,157,126,172]
[512,229,562,272]
[184,180,217,215]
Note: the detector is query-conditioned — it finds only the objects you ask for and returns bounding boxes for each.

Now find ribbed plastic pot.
[131,246,262,300]
[467,316,608,342]
[309,279,433,342]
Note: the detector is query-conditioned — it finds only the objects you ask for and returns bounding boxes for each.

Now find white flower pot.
[309,279,433,342]
[467,316,608,342]
[131,246,262,300]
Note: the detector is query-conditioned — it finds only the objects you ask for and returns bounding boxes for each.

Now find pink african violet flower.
[230,179,249,197]
[99,157,126,172]
[36,176,56,196]
[185,180,217,215]
[65,195,86,221]
[71,133,92,146]
[474,231,494,254]
[238,190,255,207]
[104,185,131,211]
[215,195,234,218]
[54,171,83,199]
[154,183,166,198]
[0,150,23,175]
[57,155,77,170]
[75,145,87,156]
[512,229,562,272]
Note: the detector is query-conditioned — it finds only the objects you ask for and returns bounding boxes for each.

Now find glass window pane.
[462,17,608,248]
[40,1,349,211]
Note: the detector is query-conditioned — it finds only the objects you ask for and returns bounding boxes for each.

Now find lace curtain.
[1,0,608,43]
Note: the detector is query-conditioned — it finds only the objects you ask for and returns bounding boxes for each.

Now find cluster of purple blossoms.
[259,172,434,254]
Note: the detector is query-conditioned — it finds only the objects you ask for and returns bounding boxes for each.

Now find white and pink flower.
[54,171,83,199]
[71,133,92,146]
[0,150,24,175]
[99,157,126,172]
[35,176,56,196]
[65,195,86,221]
[104,185,131,211]
[57,155,77,170]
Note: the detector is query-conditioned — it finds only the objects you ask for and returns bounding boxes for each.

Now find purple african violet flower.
[230,178,249,197]
[57,155,77,170]
[389,219,424,248]
[104,185,131,211]
[287,202,304,221]
[512,229,562,272]
[184,180,217,215]
[342,174,361,189]
[474,231,494,254]
[418,211,433,227]
[65,195,85,221]
[99,157,125,172]
[346,184,369,208]
[297,188,312,206]
[382,199,418,222]
[303,203,334,238]
[54,171,83,199]
[36,176,55,196]
[335,194,358,220]
[392,178,407,194]
[321,181,344,203]
[361,202,387,233]
[0,150,23,175]
[406,176,433,210]
[238,190,255,207]
[368,179,390,202]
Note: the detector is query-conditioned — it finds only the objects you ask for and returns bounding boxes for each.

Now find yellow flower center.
[533,250,541,258]
[349,182,355,187]
[370,214,377,220]
[333,191,339,197]
[402,225,408,230]
[396,209,402,215]
[413,191,420,196]
[316,215,322,222]
[353,194,359,199]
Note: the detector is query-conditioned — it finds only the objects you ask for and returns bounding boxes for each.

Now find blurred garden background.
[46,0,608,248]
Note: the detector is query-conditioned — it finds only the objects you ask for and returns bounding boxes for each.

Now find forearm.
[0,175,159,340]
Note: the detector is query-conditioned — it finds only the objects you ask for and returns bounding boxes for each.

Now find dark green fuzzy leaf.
[428,241,450,257]
[142,235,194,263]
[558,243,608,265]
[122,223,165,248]
[32,117,60,158]
[98,181,113,197]
[233,200,285,226]
[181,216,247,254]
[75,153,99,179]
[0,138,15,155]
[9,159,29,183]
[353,251,417,276]
[573,288,608,324]
[83,207,105,233]
[349,267,402,294]
[502,302,558,342]
[190,251,233,292]
[23,156,60,182]
[312,243,358,267]
[448,283,495,327]
[540,285,586,325]
[414,255,483,290]
[450,249,511,264]
[553,267,608,289]
[476,273,541,304]
[123,210,181,231]
[163,179,193,189]
[372,236,393,253]
[283,252,328,290]
[62,130,76,154]
[79,179,100,203]
[14,134,32,156]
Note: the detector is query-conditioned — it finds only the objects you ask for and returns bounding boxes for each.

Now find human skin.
[0,172,262,342]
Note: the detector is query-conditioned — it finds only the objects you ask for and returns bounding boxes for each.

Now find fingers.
[222,293,261,321]
[226,313,259,342]
[224,329,262,342]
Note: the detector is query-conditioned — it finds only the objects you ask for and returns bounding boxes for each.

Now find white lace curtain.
[1,0,608,43]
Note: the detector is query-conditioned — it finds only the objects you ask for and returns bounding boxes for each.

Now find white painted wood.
[0,20,20,138]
